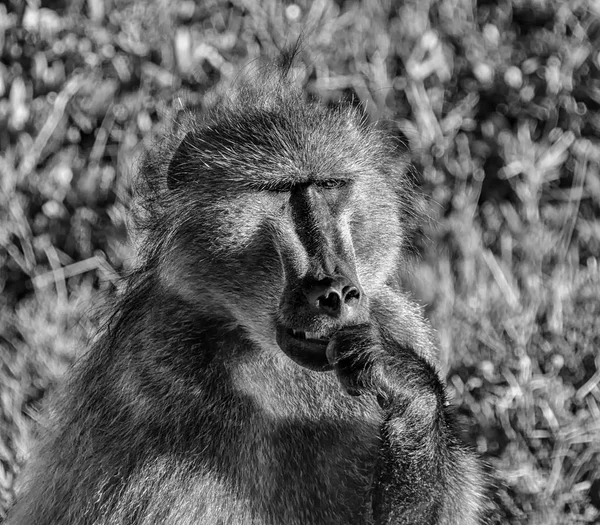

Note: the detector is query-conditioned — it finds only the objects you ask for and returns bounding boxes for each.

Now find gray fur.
[8,62,493,524]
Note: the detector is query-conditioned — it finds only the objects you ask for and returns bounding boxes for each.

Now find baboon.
[8,58,492,525]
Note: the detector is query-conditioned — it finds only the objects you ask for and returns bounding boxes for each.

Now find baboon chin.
[8,59,493,525]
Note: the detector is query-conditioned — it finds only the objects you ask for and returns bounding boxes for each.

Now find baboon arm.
[329,292,489,524]
[372,375,487,525]
[369,306,488,525]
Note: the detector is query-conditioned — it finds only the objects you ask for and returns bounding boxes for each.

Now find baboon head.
[140,73,418,371]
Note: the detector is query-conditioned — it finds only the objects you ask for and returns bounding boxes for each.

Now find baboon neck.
[122,270,235,332]
[90,272,241,386]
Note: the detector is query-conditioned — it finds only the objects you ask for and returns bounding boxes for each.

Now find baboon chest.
[202,365,382,524]
[194,413,380,524]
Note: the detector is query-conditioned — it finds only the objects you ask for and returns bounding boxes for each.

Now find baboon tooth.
[290,329,306,339]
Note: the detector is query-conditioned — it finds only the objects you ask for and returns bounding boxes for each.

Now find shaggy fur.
[8,60,493,524]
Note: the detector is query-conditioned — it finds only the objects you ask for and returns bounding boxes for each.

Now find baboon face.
[162,99,409,371]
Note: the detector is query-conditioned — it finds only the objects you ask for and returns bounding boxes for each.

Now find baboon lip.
[275,326,333,372]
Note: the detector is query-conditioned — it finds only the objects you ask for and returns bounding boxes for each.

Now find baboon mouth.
[275,326,333,372]
[287,329,330,345]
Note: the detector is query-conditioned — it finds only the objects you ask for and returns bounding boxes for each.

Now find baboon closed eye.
[8,57,493,525]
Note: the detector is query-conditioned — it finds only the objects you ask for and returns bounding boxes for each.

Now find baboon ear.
[167,132,196,190]
[379,120,410,154]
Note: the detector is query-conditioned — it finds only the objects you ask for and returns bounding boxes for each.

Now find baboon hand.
[326,324,378,397]
[326,324,443,412]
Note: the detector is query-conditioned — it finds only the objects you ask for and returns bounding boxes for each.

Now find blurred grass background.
[1,0,600,523]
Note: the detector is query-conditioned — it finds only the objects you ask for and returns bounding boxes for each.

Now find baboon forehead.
[183,105,383,180]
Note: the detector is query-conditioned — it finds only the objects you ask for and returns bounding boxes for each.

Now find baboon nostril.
[318,291,341,312]
[303,278,361,317]
[342,286,360,304]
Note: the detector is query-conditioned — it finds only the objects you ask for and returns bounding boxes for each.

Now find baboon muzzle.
[274,184,367,371]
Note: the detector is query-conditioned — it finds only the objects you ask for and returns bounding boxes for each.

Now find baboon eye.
[316,179,347,189]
